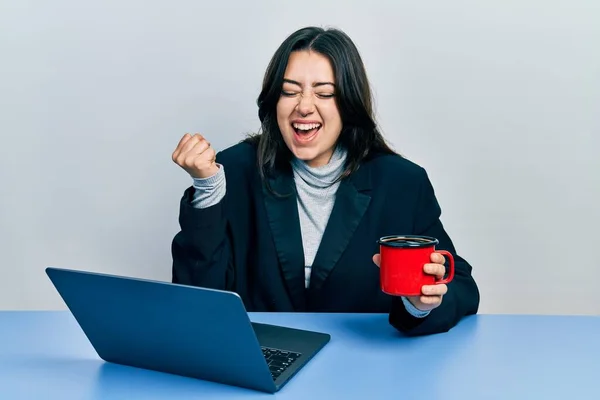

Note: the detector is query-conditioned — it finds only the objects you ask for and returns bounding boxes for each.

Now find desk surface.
[1,311,598,399]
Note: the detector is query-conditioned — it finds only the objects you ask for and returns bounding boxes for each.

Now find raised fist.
[172,133,219,179]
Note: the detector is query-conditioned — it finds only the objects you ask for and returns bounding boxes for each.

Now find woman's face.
[276,50,343,168]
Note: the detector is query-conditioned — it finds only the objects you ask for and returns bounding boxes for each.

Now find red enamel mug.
[377,235,455,296]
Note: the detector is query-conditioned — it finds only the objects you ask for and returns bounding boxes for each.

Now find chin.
[290,146,319,162]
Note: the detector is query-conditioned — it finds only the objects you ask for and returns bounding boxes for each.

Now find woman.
[170,26,479,336]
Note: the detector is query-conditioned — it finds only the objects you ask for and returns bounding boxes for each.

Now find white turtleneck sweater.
[290,145,346,287]
[189,146,428,318]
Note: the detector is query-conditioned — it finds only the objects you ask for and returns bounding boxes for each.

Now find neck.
[305,151,333,168]
[291,145,348,188]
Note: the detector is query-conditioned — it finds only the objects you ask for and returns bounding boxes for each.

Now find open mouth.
[292,122,322,143]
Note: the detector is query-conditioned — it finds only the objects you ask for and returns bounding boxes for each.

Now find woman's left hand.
[372,252,448,312]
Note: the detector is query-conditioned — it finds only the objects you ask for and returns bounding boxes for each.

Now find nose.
[296,92,315,116]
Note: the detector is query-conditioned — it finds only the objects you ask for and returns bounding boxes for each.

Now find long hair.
[246,26,397,187]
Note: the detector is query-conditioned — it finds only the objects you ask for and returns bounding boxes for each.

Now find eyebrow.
[283,78,335,88]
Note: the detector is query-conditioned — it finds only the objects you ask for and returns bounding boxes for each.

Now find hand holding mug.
[172,133,219,179]
[372,235,455,312]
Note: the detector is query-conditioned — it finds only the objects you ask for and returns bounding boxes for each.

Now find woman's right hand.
[172,133,219,179]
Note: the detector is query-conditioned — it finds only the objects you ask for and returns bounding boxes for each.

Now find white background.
[1,0,598,314]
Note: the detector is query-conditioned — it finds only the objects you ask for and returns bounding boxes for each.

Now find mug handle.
[434,250,454,284]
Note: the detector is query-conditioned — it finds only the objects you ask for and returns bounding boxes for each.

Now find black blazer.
[171,141,480,336]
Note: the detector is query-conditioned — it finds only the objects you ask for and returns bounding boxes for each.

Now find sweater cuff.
[190,164,226,209]
[401,296,431,318]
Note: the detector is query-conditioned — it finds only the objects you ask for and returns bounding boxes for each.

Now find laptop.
[45,267,330,393]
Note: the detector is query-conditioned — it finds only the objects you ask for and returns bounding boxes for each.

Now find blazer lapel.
[307,165,372,291]
[262,167,307,311]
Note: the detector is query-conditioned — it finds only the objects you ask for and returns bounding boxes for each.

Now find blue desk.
[1,311,598,399]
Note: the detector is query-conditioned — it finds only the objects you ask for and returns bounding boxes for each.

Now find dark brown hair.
[246,26,396,185]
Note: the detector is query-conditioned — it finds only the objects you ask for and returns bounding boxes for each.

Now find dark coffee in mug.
[379,236,437,246]
[377,235,455,296]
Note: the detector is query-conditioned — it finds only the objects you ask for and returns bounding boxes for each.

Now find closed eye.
[281,91,335,99]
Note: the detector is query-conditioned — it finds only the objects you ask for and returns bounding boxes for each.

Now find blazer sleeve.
[171,187,235,291]
[389,167,480,336]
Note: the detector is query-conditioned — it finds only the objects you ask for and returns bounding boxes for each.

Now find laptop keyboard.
[261,347,302,380]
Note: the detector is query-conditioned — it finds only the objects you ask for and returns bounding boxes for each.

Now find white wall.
[1,0,598,314]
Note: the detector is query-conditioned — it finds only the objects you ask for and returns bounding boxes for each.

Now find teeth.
[293,123,321,131]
